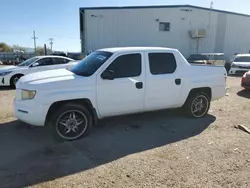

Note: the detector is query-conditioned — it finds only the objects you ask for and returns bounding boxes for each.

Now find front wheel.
[10,74,23,89]
[184,93,210,118]
[51,104,93,141]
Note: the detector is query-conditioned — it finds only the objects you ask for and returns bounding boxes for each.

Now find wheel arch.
[11,73,25,79]
[46,98,98,126]
[10,73,25,87]
[183,87,212,106]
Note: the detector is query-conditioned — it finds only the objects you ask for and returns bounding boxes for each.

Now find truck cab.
[14,47,226,141]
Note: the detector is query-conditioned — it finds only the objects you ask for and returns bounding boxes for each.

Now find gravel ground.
[0,76,250,188]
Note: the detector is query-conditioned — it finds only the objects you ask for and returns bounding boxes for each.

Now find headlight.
[231,64,238,68]
[0,71,12,76]
[243,73,247,78]
[21,89,36,100]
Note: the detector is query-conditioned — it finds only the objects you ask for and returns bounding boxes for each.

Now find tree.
[36,46,52,55]
[0,42,12,52]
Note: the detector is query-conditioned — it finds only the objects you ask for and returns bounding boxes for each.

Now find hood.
[0,66,17,72]
[0,65,28,73]
[18,68,74,84]
[16,68,91,90]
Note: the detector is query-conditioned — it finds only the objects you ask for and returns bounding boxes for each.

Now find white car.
[14,47,226,141]
[0,55,76,88]
[229,54,250,75]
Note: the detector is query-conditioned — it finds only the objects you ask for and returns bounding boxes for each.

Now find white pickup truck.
[14,47,226,141]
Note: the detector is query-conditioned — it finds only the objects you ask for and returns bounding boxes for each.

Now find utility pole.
[49,38,54,51]
[31,30,38,53]
[209,1,213,29]
[44,44,47,55]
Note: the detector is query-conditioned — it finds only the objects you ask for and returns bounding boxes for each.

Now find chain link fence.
[0,52,36,65]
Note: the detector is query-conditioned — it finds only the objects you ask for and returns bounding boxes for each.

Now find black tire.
[10,74,23,89]
[50,103,93,141]
[183,92,210,118]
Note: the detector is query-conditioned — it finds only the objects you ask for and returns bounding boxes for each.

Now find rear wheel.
[50,103,93,141]
[10,74,23,89]
[184,92,210,118]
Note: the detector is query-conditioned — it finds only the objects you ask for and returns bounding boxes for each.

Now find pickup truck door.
[97,53,145,117]
[144,52,183,110]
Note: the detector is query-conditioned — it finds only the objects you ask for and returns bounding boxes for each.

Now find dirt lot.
[0,77,250,188]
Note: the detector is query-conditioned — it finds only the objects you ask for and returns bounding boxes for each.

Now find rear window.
[53,58,70,64]
[188,54,208,61]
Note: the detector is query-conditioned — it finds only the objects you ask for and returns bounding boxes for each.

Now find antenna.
[209,1,214,28]
[210,0,214,10]
[208,1,214,53]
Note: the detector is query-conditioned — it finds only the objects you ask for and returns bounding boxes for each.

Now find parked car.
[0,55,76,88]
[241,71,250,90]
[229,54,250,75]
[14,47,226,141]
[187,53,225,66]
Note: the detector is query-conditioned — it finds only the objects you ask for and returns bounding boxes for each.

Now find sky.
[0,0,249,52]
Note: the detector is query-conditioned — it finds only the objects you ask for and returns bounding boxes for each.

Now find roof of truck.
[98,47,178,53]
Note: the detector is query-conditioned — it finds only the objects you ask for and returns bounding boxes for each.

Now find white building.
[79,5,250,60]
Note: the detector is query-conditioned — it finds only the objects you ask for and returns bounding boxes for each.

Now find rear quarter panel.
[178,65,226,105]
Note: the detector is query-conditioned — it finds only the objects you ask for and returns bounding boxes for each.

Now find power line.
[49,38,54,51]
[31,31,38,53]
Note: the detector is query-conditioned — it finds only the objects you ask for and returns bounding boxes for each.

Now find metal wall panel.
[82,7,250,59]
[223,14,250,59]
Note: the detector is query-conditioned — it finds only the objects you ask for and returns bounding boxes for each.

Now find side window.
[148,53,177,75]
[53,58,68,64]
[36,58,54,66]
[106,54,141,78]
[64,58,71,63]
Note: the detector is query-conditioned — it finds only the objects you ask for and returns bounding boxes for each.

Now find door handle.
[175,78,181,85]
[135,82,143,89]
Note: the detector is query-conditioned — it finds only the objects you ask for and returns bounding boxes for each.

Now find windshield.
[18,57,39,67]
[71,51,113,76]
[234,56,250,62]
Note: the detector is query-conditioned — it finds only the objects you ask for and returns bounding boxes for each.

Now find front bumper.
[14,97,49,126]
[241,77,250,89]
[0,76,10,86]
[229,68,250,75]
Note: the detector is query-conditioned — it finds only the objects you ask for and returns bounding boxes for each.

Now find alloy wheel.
[191,95,209,118]
[55,110,88,140]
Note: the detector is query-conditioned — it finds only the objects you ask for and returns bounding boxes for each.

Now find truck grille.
[238,66,250,69]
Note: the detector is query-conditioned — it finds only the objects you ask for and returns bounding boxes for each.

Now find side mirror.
[101,70,114,80]
[30,62,39,67]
